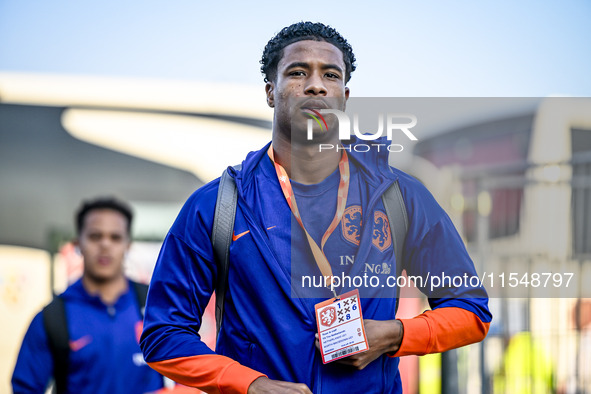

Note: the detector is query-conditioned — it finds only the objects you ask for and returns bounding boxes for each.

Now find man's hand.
[247,377,312,394]
[315,319,404,370]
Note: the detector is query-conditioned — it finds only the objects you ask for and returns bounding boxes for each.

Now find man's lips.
[300,99,329,111]
[97,256,112,265]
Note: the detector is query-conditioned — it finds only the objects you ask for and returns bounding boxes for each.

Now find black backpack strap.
[130,281,149,317]
[212,166,240,338]
[381,180,409,314]
[42,295,69,394]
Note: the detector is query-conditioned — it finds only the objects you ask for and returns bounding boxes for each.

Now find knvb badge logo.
[305,109,418,152]
[320,306,337,327]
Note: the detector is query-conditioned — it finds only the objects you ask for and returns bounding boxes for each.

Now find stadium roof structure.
[0,72,272,250]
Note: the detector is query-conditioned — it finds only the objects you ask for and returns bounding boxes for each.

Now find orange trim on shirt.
[394,307,490,357]
[155,384,201,393]
[148,354,266,394]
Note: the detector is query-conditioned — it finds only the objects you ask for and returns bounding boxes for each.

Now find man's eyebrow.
[322,63,344,73]
[285,62,344,73]
[285,62,310,70]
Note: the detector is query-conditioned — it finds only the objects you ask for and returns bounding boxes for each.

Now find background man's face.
[77,209,130,283]
[266,40,349,142]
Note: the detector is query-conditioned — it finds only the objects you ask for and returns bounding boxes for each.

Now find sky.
[1,0,590,97]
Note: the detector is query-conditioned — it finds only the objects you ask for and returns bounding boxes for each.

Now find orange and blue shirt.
[140,137,492,393]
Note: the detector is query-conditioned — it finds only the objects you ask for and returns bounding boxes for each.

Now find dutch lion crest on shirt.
[373,211,392,252]
[342,206,392,252]
[342,206,362,245]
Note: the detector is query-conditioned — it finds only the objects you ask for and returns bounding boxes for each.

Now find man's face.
[76,209,130,284]
[265,40,350,143]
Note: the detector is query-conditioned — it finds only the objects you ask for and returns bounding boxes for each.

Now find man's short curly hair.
[75,196,133,236]
[260,21,356,84]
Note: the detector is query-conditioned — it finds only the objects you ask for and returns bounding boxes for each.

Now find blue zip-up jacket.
[12,279,163,393]
[140,138,491,393]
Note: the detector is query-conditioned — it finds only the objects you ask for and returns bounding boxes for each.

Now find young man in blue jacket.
[140,22,492,393]
[12,197,163,393]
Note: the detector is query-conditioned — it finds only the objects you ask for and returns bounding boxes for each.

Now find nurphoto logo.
[305,109,419,152]
[305,109,328,132]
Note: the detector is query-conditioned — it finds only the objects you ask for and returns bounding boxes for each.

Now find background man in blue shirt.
[12,196,163,393]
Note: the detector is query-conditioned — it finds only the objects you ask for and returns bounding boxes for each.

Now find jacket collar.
[232,137,398,191]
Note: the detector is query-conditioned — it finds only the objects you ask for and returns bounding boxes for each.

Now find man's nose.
[99,235,112,247]
[304,73,327,95]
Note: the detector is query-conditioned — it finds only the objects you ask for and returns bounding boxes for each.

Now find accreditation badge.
[315,289,369,364]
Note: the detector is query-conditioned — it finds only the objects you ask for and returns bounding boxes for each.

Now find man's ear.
[73,239,81,255]
[265,81,275,108]
[124,242,131,259]
[342,86,350,111]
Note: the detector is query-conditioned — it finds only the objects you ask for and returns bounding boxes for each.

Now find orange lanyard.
[268,146,350,293]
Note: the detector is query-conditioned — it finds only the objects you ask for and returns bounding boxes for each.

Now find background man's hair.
[75,196,133,236]
[260,21,356,83]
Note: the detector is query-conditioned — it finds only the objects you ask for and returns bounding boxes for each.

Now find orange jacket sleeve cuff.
[394,307,490,357]
[396,314,431,356]
[148,354,266,394]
